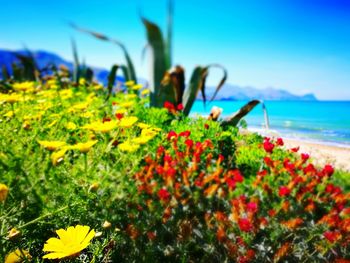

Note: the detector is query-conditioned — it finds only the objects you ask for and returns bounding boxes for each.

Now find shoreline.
[282,138,350,172]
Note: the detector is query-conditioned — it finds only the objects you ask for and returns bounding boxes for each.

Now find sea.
[191,100,350,148]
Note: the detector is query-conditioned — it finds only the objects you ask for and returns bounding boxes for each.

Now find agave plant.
[141,2,227,115]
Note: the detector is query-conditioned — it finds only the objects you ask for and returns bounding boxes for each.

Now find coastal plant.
[0,79,349,262]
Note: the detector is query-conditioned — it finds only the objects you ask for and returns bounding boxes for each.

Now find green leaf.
[71,38,80,84]
[106,64,119,101]
[208,64,228,102]
[70,23,137,83]
[221,100,261,127]
[183,66,207,116]
[141,17,168,107]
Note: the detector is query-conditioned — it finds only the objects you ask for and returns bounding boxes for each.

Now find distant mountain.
[0,49,113,83]
[0,49,317,101]
[204,84,317,101]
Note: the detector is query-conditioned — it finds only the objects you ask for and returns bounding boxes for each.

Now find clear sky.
[1,0,350,100]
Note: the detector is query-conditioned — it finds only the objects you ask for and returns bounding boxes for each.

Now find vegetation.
[0,79,349,262]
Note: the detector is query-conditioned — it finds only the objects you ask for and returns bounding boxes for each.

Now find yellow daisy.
[132,136,153,145]
[119,116,138,128]
[38,140,66,151]
[51,148,68,166]
[0,183,9,202]
[43,225,95,260]
[71,140,98,153]
[124,80,135,87]
[118,141,140,152]
[5,249,31,263]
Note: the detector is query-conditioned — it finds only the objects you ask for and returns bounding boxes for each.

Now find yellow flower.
[38,140,66,151]
[137,122,151,129]
[131,84,143,91]
[141,128,159,138]
[43,225,95,260]
[51,148,68,166]
[125,94,137,100]
[68,102,89,112]
[5,249,31,263]
[0,183,9,202]
[3,110,18,118]
[59,89,73,99]
[2,94,22,103]
[119,101,134,109]
[124,80,135,87]
[118,141,140,152]
[93,84,103,91]
[141,89,150,96]
[71,140,98,153]
[66,122,77,130]
[13,81,35,92]
[119,116,138,128]
[83,121,117,133]
[132,136,153,145]
[79,78,86,86]
[7,228,21,240]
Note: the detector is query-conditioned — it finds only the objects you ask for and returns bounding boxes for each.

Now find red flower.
[279,186,291,197]
[204,123,209,129]
[233,170,244,183]
[303,163,316,175]
[323,231,341,243]
[264,157,274,167]
[290,146,300,152]
[176,103,184,111]
[167,130,177,140]
[179,130,191,137]
[218,154,225,162]
[276,138,284,146]
[157,146,165,156]
[158,188,171,201]
[322,164,334,177]
[226,178,236,190]
[185,139,194,148]
[263,139,274,153]
[246,202,258,213]
[115,113,124,120]
[301,153,309,161]
[238,218,253,232]
[164,101,175,111]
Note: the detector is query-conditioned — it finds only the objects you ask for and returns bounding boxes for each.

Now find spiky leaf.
[221,100,260,127]
[142,17,168,107]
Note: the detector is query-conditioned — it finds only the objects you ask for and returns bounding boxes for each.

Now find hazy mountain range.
[0,49,317,101]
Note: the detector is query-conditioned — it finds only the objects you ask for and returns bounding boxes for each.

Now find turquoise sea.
[191,101,350,147]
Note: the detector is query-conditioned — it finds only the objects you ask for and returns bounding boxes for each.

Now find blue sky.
[1,0,350,100]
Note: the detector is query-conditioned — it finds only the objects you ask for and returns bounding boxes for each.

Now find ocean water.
[191,100,350,147]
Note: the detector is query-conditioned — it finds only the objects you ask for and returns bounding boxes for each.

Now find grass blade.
[106,64,119,101]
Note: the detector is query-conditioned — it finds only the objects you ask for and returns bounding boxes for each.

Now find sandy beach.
[283,138,350,172]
